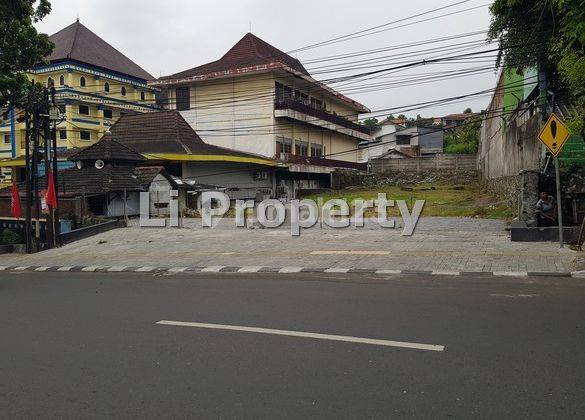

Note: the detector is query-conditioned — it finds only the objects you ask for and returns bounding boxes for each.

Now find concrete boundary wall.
[371,154,477,173]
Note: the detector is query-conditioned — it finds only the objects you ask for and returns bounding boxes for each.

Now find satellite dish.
[95,160,105,170]
[76,161,83,169]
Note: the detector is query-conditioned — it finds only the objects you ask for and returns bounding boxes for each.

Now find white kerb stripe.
[14,266,29,271]
[168,267,188,273]
[375,269,402,274]
[108,266,128,272]
[81,266,102,272]
[0,266,8,271]
[279,267,303,273]
[35,267,51,272]
[57,266,73,272]
[135,266,156,272]
[238,266,263,273]
[201,266,225,273]
[156,320,445,352]
[493,271,528,277]
[325,268,350,273]
[431,271,461,276]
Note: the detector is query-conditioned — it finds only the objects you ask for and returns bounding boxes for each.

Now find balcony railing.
[278,153,367,171]
[274,98,371,136]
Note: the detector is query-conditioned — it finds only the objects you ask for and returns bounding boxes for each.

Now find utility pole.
[43,89,54,249]
[49,87,60,247]
[24,104,32,253]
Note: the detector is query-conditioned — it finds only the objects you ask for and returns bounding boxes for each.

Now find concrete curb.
[0,265,579,278]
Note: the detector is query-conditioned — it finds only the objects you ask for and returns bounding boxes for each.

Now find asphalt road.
[1,271,585,419]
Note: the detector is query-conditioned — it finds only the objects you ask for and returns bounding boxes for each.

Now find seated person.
[535,192,557,227]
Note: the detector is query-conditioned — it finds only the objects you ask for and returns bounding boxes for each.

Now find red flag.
[45,171,58,209]
[10,181,22,218]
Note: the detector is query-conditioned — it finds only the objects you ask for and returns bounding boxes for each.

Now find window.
[78,105,89,115]
[311,144,323,157]
[276,137,292,155]
[175,87,190,111]
[121,86,126,96]
[396,134,411,145]
[275,82,293,103]
[103,109,113,119]
[80,131,91,141]
[80,76,86,87]
[311,97,323,110]
[47,78,54,88]
[3,134,11,145]
[104,82,110,92]
[59,130,67,140]
[59,75,65,86]
[140,91,145,101]
[58,105,66,114]
[295,141,308,156]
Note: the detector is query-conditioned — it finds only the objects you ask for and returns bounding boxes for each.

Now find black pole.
[50,87,60,247]
[43,89,53,249]
[24,108,32,253]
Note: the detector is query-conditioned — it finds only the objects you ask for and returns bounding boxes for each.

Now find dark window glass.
[80,131,91,141]
[176,87,190,111]
[80,76,86,87]
[59,130,67,140]
[311,144,323,157]
[59,75,65,86]
[47,78,54,88]
[3,135,10,144]
[79,105,89,115]
[295,142,308,156]
[104,82,110,92]
[121,86,126,96]
[396,135,411,145]
[140,91,145,101]
[103,109,113,119]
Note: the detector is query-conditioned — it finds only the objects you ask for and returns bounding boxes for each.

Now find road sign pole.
[554,156,564,248]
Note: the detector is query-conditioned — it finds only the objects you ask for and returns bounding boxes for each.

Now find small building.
[362,126,444,161]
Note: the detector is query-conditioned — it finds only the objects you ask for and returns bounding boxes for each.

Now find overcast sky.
[35,0,498,119]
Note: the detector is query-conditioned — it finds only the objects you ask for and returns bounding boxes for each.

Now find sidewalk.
[0,217,578,273]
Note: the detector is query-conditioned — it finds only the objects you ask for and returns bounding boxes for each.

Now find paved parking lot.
[1,217,577,273]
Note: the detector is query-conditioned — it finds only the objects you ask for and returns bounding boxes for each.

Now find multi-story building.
[0,20,157,184]
[152,33,371,192]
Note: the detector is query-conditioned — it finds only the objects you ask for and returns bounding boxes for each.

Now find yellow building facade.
[0,20,157,184]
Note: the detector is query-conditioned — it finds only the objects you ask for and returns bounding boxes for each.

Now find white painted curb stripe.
[493,271,528,277]
[135,266,156,272]
[14,266,29,271]
[431,270,461,276]
[168,267,188,273]
[35,267,51,272]
[571,271,585,278]
[156,320,445,352]
[278,267,303,273]
[375,269,402,274]
[81,266,102,272]
[201,266,225,273]
[238,266,263,273]
[107,266,128,272]
[57,266,73,272]
[325,268,350,273]
[0,266,7,271]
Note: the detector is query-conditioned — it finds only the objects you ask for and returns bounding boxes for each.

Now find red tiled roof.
[46,20,154,81]
[160,33,309,81]
[442,113,476,120]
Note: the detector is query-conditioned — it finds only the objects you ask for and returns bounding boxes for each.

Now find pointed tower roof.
[46,20,154,81]
[161,33,309,80]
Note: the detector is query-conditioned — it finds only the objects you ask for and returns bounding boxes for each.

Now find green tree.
[488,0,584,134]
[0,0,53,109]
[444,114,482,154]
[463,107,472,114]
[362,117,379,129]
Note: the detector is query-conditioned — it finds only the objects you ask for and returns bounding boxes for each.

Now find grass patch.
[302,184,515,220]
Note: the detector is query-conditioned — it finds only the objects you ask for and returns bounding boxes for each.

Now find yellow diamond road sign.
[538,113,570,156]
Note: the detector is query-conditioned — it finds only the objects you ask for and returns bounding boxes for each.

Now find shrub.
[1,229,24,245]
